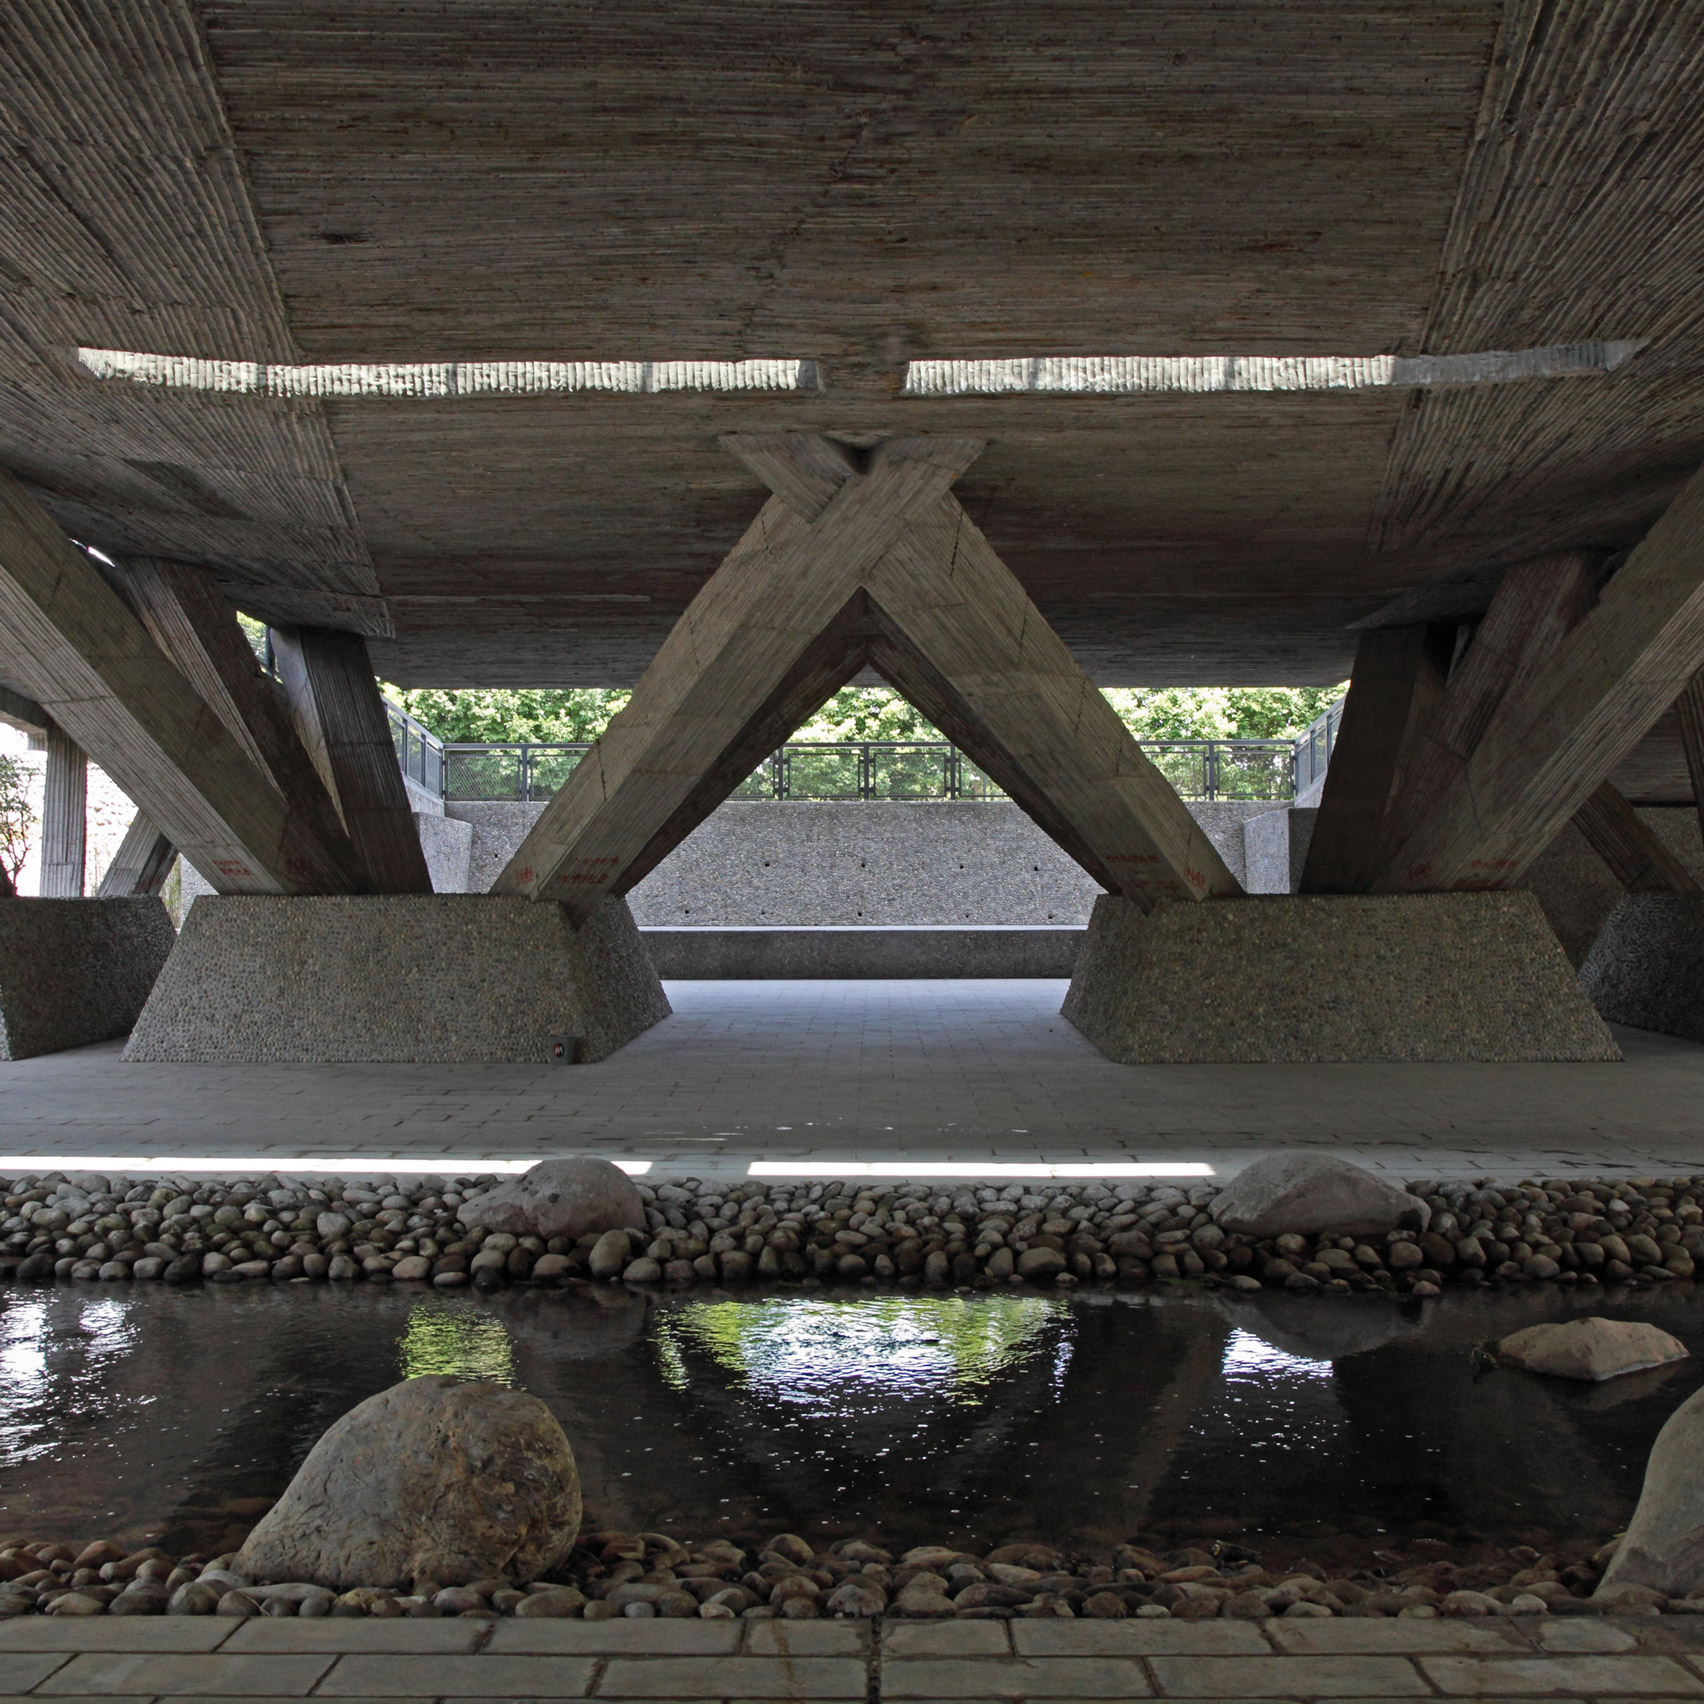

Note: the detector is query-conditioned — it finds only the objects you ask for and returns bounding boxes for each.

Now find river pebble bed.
[2,1169,1700,1296]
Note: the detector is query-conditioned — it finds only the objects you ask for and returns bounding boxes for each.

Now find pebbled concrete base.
[642,925,1083,979]
[0,897,176,1060]
[1581,891,1704,1042]
[1062,891,1619,1064]
[124,894,668,1064]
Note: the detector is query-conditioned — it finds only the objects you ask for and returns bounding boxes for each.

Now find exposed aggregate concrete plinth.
[1581,892,1704,1043]
[0,897,176,1060]
[1062,891,1619,1064]
[123,894,667,1064]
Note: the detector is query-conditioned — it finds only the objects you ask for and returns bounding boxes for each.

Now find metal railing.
[386,700,445,798]
[1294,699,1344,798]
[439,736,1301,804]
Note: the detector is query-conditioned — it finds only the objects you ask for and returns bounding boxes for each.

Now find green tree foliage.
[1103,686,1345,742]
[387,683,1344,747]
[385,687,633,743]
[0,755,36,888]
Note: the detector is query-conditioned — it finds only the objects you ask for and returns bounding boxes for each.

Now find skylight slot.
[901,341,1641,396]
[76,350,819,397]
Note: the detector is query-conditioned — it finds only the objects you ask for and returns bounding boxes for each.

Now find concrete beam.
[271,627,433,893]
[1300,626,1449,894]
[38,725,86,898]
[1572,781,1699,893]
[1376,452,1704,893]
[0,465,362,893]
[95,811,177,899]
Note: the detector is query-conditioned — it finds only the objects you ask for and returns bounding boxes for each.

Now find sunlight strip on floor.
[747,1161,1213,1178]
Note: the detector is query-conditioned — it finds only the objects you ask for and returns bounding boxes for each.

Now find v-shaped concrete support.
[494,433,1240,922]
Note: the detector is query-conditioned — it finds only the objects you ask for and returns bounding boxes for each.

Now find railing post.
[520,744,531,803]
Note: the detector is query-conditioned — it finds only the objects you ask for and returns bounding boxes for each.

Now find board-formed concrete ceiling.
[2,0,1702,687]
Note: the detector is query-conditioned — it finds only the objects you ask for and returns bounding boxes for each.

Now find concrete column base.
[1061,891,1619,1063]
[123,895,668,1064]
[1581,892,1704,1041]
[0,897,176,1060]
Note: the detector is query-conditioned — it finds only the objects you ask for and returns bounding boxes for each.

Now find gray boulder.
[1498,1318,1688,1382]
[459,1157,645,1243]
[1210,1153,1429,1238]
[1598,1384,1704,1599]
[235,1376,580,1591]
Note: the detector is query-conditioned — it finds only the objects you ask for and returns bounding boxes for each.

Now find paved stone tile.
[322,1654,597,1696]
[0,1623,233,1653]
[1534,1624,1642,1654]
[0,1654,69,1692]
[488,1622,740,1655]
[6,991,1702,1179]
[597,1657,867,1698]
[36,1653,334,1695]
[1420,1654,1704,1694]
[882,1656,1151,1697]
[1014,1620,1268,1656]
[881,1623,1010,1658]
[1267,1620,1525,1654]
[1146,1654,1430,1696]
[743,1623,870,1656]
[0,1697,154,1704]
[224,1621,489,1654]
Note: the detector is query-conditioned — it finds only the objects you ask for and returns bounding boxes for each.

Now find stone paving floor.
[1,981,1701,1182]
[3,1610,1704,1701]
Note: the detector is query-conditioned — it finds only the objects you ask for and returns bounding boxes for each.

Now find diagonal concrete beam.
[493,437,986,917]
[271,626,433,893]
[1376,453,1704,893]
[0,465,365,893]
[95,810,177,899]
[1378,553,1600,862]
[860,489,1239,904]
[1573,781,1700,894]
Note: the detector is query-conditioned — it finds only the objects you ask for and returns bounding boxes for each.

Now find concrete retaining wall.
[447,798,1280,924]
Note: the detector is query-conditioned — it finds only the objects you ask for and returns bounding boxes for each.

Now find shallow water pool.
[2,1281,1698,1563]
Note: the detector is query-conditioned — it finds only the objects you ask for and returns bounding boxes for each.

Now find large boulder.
[459,1157,646,1243]
[235,1376,580,1590]
[1598,1384,1704,1600]
[1210,1153,1429,1238]
[1498,1318,1689,1382]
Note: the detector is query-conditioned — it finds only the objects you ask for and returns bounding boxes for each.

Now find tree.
[0,755,35,890]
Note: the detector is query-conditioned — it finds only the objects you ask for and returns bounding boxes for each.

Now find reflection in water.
[1220,1328,1333,1383]
[1,1283,1701,1557]
[398,1303,516,1386]
[656,1296,1068,1411]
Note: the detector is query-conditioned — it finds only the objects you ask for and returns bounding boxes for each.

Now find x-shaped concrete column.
[494,433,1240,921]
